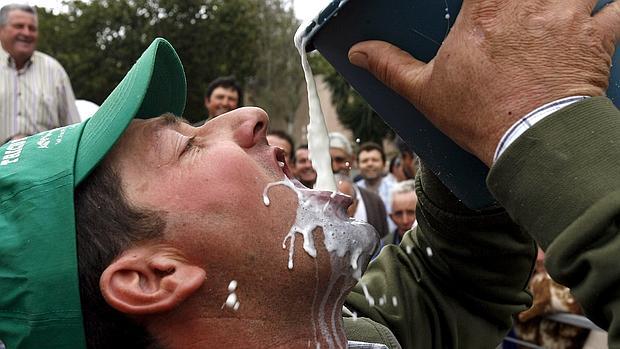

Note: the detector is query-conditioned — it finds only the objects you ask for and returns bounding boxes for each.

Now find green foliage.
[308,53,392,145]
[37,0,302,123]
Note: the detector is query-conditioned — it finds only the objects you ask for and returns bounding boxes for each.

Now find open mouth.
[274,147,293,179]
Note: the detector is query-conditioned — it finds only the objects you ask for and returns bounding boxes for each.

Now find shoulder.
[33,51,69,72]
[344,316,400,349]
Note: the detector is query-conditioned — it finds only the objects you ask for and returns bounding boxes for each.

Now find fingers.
[348,40,427,103]
[594,0,620,42]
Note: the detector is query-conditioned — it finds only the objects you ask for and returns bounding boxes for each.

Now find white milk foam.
[262,177,377,276]
[263,176,378,349]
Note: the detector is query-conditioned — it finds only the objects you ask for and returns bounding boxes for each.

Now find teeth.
[278,161,285,168]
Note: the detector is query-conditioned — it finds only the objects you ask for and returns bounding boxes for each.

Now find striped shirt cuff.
[493,96,589,162]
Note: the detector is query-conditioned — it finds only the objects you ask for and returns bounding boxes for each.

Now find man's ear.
[100,245,206,315]
[204,96,210,109]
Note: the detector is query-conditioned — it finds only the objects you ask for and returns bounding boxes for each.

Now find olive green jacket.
[344,96,619,348]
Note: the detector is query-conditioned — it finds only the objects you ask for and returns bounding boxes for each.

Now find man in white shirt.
[0,4,79,143]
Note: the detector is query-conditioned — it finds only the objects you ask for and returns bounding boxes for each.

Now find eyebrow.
[148,113,193,137]
[157,113,191,128]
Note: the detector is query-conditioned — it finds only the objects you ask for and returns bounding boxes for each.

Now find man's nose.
[229,107,269,148]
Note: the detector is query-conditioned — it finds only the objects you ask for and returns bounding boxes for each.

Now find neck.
[151,308,349,349]
[364,177,382,191]
[149,254,355,349]
[14,59,27,70]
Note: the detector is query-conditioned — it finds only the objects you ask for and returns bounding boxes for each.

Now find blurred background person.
[356,142,397,232]
[330,133,389,239]
[195,76,243,125]
[0,3,79,143]
[292,144,316,188]
[334,173,358,218]
[382,179,417,247]
[335,173,388,239]
[328,132,354,176]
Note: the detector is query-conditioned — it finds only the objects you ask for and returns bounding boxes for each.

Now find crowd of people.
[1,0,619,348]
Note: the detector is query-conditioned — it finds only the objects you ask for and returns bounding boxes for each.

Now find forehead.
[295,148,309,158]
[108,115,188,158]
[329,147,350,158]
[359,149,382,159]
[211,86,238,96]
[6,10,36,23]
[392,192,416,207]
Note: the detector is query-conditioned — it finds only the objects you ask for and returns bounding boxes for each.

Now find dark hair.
[389,155,401,174]
[204,76,243,107]
[267,129,295,153]
[74,159,166,349]
[0,4,37,27]
[292,144,308,164]
[357,142,386,163]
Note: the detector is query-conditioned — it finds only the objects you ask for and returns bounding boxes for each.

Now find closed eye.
[181,136,197,155]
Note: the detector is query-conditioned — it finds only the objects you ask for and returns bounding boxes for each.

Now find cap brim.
[74,38,186,184]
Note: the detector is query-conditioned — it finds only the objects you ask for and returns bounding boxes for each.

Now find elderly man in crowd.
[382,179,417,247]
[0,4,80,144]
[1,0,620,348]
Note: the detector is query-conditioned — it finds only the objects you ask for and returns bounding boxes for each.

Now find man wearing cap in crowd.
[329,132,389,239]
[0,4,80,144]
[2,0,620,347]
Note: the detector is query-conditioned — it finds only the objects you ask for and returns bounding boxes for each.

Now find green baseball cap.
[0,38,186,348]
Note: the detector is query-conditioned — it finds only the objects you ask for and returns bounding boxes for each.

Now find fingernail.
[349,51,368,69]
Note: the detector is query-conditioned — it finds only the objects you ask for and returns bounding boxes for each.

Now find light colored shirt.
[0,46,80,143]
[494,96,588,162]
[347,341,389,349]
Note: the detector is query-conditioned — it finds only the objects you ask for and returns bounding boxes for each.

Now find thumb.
[348,40,427,103]
[594,0,620,44]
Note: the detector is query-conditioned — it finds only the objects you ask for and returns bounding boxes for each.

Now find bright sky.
[293,0,331,21]
[0,0,333,20]
[0,0,62,9]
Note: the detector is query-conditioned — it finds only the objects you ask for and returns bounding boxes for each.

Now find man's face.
[329,147,352,175]
[104,108,372,320]
[389,191,417,237]
[0,10,38,65]
[358,149,384,181]
[267,134,292,167]
[293,148,317,188]
[204,86,239,117]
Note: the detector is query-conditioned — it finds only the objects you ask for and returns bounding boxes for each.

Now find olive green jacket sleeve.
[345,166,536,348]
[488,96,620,347]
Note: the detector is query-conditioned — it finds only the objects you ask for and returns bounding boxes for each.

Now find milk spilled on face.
[256,22,380,349]
[263,176,378,349]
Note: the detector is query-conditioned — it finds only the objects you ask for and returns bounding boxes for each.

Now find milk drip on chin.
[263,176,379,349]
